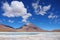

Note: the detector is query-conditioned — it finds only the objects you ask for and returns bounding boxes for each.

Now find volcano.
[16,23,48,32]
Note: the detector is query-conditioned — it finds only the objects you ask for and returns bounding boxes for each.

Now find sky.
[0,0,60,30]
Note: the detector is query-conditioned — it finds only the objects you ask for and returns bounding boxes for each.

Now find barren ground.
[0,32,60,40]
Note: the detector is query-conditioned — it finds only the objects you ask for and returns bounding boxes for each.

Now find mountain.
[16,23,48,32]
[0,24,15,32]
[0,23,60,32]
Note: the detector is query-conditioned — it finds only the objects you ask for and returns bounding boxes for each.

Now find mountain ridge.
[0,23,60,32]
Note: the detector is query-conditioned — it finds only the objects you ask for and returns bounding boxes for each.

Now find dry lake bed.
[0,32,60,40]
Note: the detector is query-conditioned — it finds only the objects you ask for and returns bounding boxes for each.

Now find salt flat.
[0,32,60,40]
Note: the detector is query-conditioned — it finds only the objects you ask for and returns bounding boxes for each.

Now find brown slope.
[16,23,48,32]
[0,24,15,32]
[52,30,60,32]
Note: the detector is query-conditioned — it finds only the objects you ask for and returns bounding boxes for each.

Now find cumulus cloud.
[48,13,58,19]
[32,2,51,15]
[2,1,32,23]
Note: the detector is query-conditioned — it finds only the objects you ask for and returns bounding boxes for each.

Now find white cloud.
[32,2,51,16]
[48,13,58,19]
[22,13,32,22]
[32,3,39,10]
[43,5,51,11]
[48,13,60,24]
[8,20,14,23]
[2,1,32,23]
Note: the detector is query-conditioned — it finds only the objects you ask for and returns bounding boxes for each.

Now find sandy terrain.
[0,32,60,40]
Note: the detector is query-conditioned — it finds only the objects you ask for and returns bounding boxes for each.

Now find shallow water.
[0,32,60,35]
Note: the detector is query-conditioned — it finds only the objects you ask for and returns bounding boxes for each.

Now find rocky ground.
[0,32,60,40]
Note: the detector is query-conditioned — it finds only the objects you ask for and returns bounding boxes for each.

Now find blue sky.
[0,0,60,30]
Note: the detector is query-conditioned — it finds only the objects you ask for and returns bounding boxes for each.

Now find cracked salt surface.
[0,32,60,40]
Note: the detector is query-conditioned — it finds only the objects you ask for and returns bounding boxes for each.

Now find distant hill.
[52,30,60,32]
[0,23,60,32]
